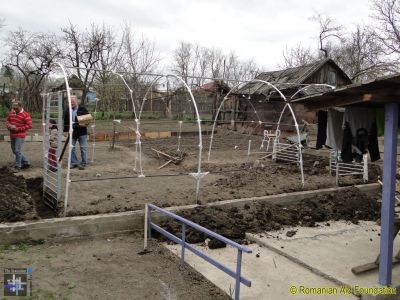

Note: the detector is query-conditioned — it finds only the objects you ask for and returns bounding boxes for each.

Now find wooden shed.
[231,58,352,128]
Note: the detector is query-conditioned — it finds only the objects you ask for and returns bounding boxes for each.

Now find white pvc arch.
[290,83,335,100]
[109,71,143,176]
[45,66,330,214]
[206,85,264,159]
[47,66,142,216]
[89,71,138,164]
[138,74,208,202]
[89,97,99,163]
[274,101,305,186]
[208,79,302,158]
[53,62,73,216]
[207,79,305,186]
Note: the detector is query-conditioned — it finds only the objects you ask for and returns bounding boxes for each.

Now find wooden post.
[111,121,116,150]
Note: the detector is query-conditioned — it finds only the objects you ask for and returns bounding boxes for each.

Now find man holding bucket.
[63,95,91,170]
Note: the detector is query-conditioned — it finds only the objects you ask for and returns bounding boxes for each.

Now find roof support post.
[379,102,399,285]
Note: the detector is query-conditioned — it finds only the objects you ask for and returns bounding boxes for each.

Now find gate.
[42,91,63,210]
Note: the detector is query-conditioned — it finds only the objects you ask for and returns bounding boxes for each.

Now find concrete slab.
[165,243,356,300]
[247,221,400,299]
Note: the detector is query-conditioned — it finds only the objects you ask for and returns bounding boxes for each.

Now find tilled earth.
[0,133,382,220]
[0,167,37,222]
[160,187,381,244]
[0,167,52,222]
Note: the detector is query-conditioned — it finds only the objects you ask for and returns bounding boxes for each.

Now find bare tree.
[224,51,239,81]
[194,45,209,86]
[96,24,124,79]
[61,22,108,103]
[121,22,158,76]
[4,28,62,111]
[236,58,260,82]
[120,22,159,114]
[332,25,394,82]
[91,24,126,113]
[311,13,343,58]
[373,0,400,67]
[172,41,193,84]
[208,48,224,78]
[281,43,316,68]
[281,11,393,82]
[172,41,261,85]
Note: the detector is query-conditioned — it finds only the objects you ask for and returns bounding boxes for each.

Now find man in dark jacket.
[63,95,89,170]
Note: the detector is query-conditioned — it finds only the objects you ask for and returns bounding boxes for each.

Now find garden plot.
[0,131,381,221]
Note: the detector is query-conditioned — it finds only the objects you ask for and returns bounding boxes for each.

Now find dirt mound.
[368,164,382,181]
[160,187,380,244]
[0,167,37,222]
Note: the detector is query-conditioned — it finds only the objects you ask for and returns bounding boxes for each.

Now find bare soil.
[159,187,381,244]
[0,130,382,221]
[0,167,55,223]
[0,128,383,298]
[0,234,227,299]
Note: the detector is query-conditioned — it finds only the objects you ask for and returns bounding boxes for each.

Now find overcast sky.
[1,0,375,71]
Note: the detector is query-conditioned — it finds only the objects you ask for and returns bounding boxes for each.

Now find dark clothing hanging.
[341,123,353,163]
[340,107,380,162]
[316,110,327,149]
[368,121,380,162]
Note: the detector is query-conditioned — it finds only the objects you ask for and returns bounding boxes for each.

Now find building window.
[328,71,336,85]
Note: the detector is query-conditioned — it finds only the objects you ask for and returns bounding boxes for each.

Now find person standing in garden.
[63,95,89,170]
[6,100,33,172]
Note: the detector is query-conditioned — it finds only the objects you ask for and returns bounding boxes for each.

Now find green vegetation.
[0,242,29,252]
[140,112,163,120]
[0,240,44,253]
[0,105,8,118]
[92,111,133,120]
[30,112,42,119]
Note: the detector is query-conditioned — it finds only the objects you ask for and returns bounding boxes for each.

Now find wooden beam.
[302,93,400,110]
[304,94,373,110]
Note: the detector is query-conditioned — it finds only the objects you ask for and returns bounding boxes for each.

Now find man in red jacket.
[6,101,33,171]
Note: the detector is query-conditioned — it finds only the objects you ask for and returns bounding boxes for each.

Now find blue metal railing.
[146,204,252,300]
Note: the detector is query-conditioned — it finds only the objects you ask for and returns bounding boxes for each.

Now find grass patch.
[0,240,44,253]
[0,242,29,252]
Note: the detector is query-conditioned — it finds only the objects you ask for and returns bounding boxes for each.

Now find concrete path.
[248,221,400,298]
[165,220,400,299]
[165,241,356,299]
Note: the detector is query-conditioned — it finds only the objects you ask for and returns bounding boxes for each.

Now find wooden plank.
[158,160,173,169]
[352,259,400,275]
[151,148,179,161]
[352,262,379,275]
[159,131,171,138]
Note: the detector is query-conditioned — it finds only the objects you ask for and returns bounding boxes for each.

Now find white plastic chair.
[260,129,280,151]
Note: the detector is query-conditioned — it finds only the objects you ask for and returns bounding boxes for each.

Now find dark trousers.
[316,110,327,149]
